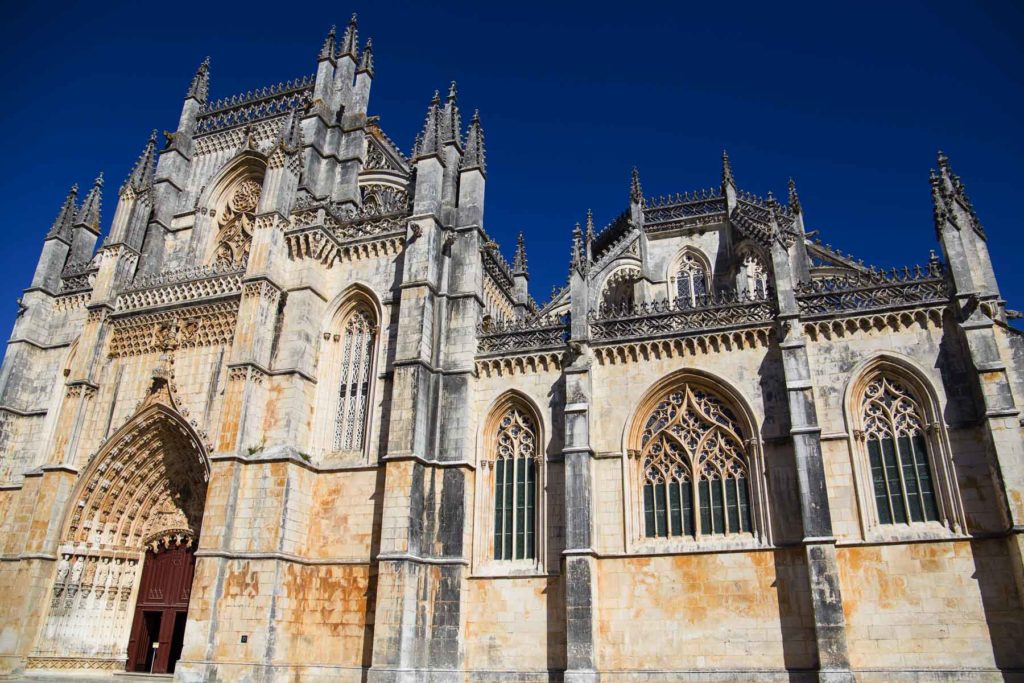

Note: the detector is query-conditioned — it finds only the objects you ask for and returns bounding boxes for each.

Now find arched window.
[861,375,940,525]
[671,251,710,306]
[333,308,376,452]
[741,253,769,299]
[491,405,538,560]
[638,384,752,538]
[601,266,639,312]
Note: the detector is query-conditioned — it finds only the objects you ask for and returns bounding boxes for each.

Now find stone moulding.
[477,313,568,354]
[284,225,404,267]
[795,262,949,317]
[588,292,776,343]
[475,351,564,377]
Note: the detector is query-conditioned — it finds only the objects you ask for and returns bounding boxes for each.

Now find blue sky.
[0,1,1021,335]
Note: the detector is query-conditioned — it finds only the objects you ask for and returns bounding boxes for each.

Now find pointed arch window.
[672,252,710,306]
[741,253,769,299]
[333,308,376,452]
[861,376,940,525]
[492,406,538,561]
[638,384,752,538]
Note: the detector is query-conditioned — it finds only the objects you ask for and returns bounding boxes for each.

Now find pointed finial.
[47,184,79,240]
[75,173,104,232]
[513,231,528,275]
[187,57,210,103]
[338,13,359,58]
[358,38,374,76]
[441,81,462,146]
[122,130,159,195]
[630,167,643,204]
[571,221,587,274]
[414,91,443,159]
[788,177,801,214]
[586,209,595,240]
[280,109,304,152]
[721,150,735,187]
[319,25,337,61]
[461,109,486,173]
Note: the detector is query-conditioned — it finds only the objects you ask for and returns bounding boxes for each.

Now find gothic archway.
[30,376,209,674]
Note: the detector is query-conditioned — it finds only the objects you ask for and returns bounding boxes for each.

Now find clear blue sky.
[0,1,1021,335]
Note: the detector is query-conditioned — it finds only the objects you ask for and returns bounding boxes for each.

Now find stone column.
[770,219,854,682]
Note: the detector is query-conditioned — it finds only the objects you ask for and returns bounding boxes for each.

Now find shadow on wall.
[970,538,1024,672]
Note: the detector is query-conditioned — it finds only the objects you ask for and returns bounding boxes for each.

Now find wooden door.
[126,544,196,673]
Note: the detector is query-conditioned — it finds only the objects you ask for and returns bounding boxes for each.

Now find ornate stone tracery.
[213,179,262,266]
[489,402,539,562]
[636,382,752,539]
[860,375,940,525]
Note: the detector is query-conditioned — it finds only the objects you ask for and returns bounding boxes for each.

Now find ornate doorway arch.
[29,376,209,674]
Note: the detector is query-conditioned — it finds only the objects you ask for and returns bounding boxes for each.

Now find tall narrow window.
[639,384,752,539]
[333,309,375,452]
[862,376,940,525]
[674,253,710,306]
[741,253,769,299]
[493,406,537,560]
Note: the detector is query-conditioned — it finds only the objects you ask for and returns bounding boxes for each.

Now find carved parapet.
[588,290,775,343]
[477,312,568,354]
[116,263,244,313]
[794,262,950,318]
[194,76,314,136]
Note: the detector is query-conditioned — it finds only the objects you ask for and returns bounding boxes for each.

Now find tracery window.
[333,308,376,452]
[673,253,709,306]
[638,384,751,538]
[213,179,261,266]
[741,253,769,299]
[492,406,538,560]
[861,376,939,525]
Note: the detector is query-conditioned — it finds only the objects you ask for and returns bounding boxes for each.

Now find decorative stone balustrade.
[115,263,245,313]
[589,291,775,342]
[478,313,568,354]
[795,262,949,317]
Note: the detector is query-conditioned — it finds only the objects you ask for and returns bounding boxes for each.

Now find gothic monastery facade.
[0,16,1023,683]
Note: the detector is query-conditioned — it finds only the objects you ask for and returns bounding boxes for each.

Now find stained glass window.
[493,406,537,560]
[333,309,375,452]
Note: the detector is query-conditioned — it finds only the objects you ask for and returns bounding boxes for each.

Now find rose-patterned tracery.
[492,406,538,561]
[639,384,751,538]
[213,179,261,266]
[862,376,939,525]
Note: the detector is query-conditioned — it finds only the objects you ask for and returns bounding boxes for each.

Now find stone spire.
[441,81,462,147]
[721,150,735,188]
[74,173,104,234]
[585,208,595,262]
[788,177,801,215]
[187,57,210,104]
[630,167,643,204]
[121,131,158,196]
[357,38,374,76]
[414,91,443,159]
[338,14,359,59]
[461,110,486,173]
[513,231,528,275]
[935,150,983,236]
[46,184,78,240]
[319,25,336,61]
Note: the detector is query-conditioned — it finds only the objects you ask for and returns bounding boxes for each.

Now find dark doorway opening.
[126,544,196,674]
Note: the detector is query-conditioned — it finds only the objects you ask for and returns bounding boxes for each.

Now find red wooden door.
[126,544,195,673]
